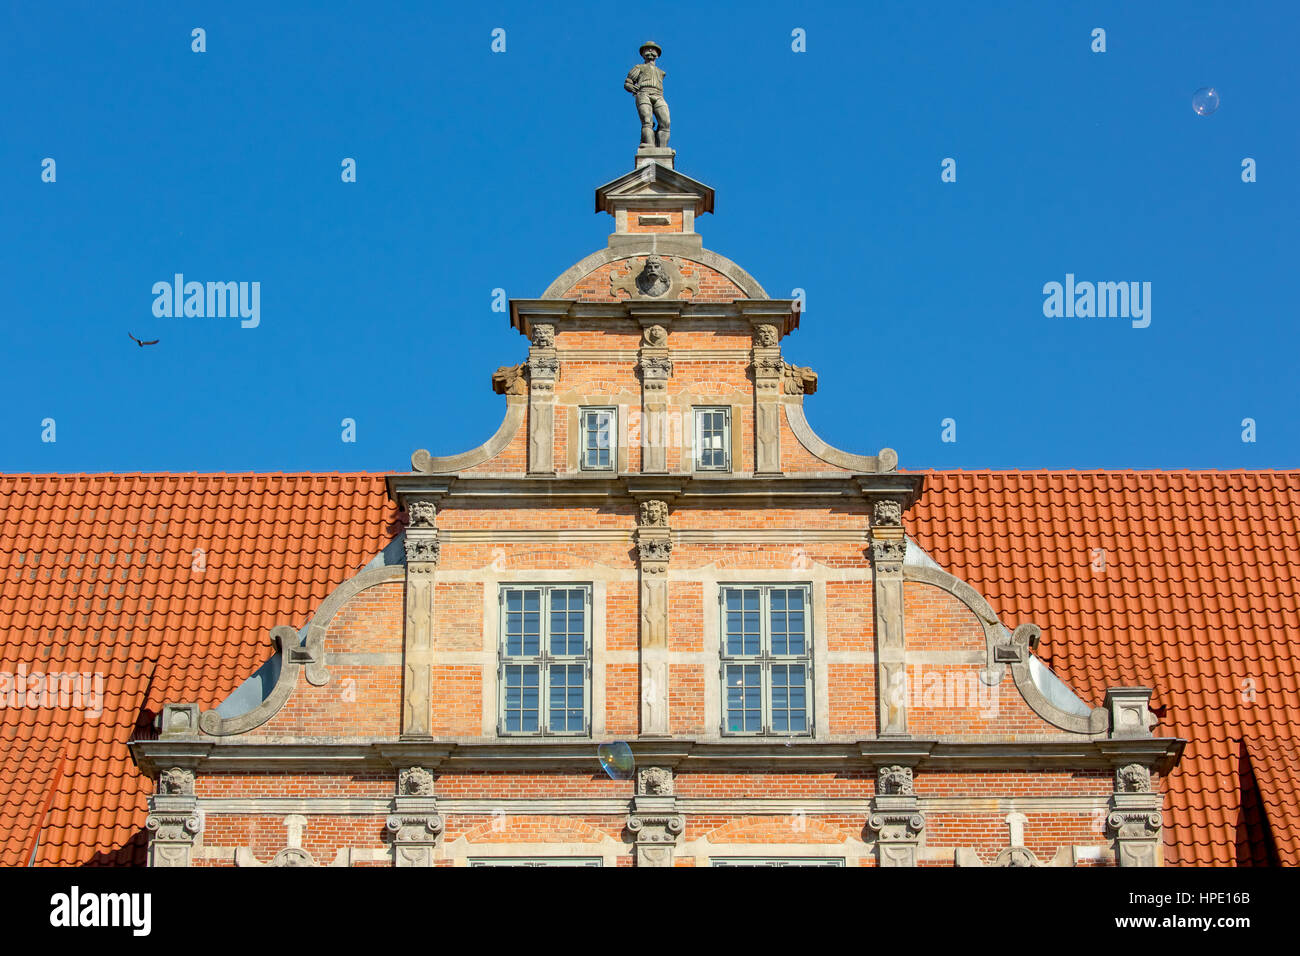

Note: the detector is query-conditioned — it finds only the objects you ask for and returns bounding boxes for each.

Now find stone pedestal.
[869,765,924,867]
[627,766,682,866]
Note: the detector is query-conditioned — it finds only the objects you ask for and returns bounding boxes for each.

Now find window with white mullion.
[720,585,812,736]
[580,407,616,471]
[500,585,591,736]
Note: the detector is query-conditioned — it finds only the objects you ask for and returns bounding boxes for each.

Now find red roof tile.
[911,470,1300,867]
[1,469,1295,866]
[0,473,398,865]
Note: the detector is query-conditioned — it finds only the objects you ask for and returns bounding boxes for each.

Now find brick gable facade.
[127,145,1182,868]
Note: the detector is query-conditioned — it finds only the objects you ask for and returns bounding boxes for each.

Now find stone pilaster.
[402,498,440,738]
[751,323,783,476]
[635,499,672,736]
[386,766,445,867]
[1109,763,1162,867]
[868,764,924,867]
[637,324,672,474]
[145,767,200,867]
[527,323,558,474]
[627,766,683,867]
[870,498,908,736]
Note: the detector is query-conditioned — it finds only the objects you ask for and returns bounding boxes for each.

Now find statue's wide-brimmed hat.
[639,40,662,56]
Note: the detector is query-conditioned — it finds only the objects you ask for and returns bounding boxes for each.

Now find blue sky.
[2,1,1295,473]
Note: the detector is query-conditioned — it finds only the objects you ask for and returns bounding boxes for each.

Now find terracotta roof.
[1,469,1296,866]
[1242,739,1300,866]
[0,474,399,865]
[910,470,1300,867]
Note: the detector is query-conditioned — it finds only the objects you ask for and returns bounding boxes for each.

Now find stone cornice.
[388,473,913,504]
[130,736,1186,777]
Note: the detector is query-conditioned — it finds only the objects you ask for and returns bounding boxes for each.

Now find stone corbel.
[527,323,559,474]
[387,766,445,867]
[635,500,672,736]
[868,765,924,867]
[637,323,673,473]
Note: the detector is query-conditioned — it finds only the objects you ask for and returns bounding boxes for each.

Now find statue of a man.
[625,41,670,147]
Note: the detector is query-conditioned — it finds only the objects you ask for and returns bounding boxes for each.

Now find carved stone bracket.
[626,813,685,867]
[146,778,202,867]
[388,769,445,867]
[869,765,924,866]
[1109,765,1162,867]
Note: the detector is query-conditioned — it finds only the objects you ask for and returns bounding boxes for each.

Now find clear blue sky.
[3,1,1295,473]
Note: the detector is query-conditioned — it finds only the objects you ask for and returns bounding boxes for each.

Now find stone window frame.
[497,584,593,738]
[578,406,618,472]
[710,857,845,867]
[469,857,603,867]
[718,583,815,738]
[693,405,732,472]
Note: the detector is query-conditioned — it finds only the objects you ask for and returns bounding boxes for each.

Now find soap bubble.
[1192,87,1219,116]
[597,741,634,779]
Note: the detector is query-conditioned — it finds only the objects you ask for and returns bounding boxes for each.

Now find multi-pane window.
[693,406,730,472]
[499,585,591,736]
[720,585,813,736]
[470,858,603,867]
[711,858,844,867]
[580,407,616,471]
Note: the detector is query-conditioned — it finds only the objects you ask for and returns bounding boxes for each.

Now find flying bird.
[129,333,159,347]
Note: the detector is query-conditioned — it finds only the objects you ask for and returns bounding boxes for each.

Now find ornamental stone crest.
[1116,763,1152,793]
[877,765,914,796]
[636,536,672,567]
[406,500,437,529]
[610,255,699,300]
[159,767,194,796]
[638,766,674,796]
[399,766,436,796]
[405,536,441,564]
[639,499,669,528]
